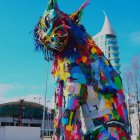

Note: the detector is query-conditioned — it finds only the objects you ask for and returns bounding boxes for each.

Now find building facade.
[0,101,54,136]
[93,12,120,73]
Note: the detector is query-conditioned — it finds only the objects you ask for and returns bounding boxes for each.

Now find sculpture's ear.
[70,0,90,24]
[47,0,59,10]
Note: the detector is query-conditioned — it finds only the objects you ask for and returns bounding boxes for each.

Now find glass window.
[110,47,118,52]
[110,53,119,58]
[105,35,116,39]
[115,66,120,70]
[110,59,120,64]
[110,61,116,65]
[106,40,117,45]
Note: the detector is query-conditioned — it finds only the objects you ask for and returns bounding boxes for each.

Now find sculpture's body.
[34,0,130,139]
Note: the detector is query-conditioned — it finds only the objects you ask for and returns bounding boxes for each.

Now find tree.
[123,55,140,137]
[131,56,140,136]
[123,67,132,134]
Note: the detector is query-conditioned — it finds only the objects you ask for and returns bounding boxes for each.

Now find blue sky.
[0,0,140,105]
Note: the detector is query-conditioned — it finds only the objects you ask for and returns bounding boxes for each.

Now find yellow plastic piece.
[53,59,70,81]
[91,47,97,54]
[104,60,110,65]
[66,125,73,131]
[105,100,112,109]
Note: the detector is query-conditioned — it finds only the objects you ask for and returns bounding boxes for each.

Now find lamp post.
[42,61,49,140]
[46,100,50,137]
[18,99,24,126]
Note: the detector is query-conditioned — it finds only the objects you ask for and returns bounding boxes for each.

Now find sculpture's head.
[34,0,90,60]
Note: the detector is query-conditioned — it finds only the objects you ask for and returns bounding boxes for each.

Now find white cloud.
[0,83,54,109]
[0,84,15,95]
[129,31,140,44]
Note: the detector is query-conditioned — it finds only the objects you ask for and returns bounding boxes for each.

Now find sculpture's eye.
[51,36,56,43]
[45,17,50,28]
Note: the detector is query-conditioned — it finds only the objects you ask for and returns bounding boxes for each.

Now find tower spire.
[100,11,116,36]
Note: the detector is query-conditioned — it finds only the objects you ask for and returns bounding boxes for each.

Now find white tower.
[93,12,120,73]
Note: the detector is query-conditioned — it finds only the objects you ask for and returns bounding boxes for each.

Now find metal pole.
[49,112,50,136]
[19,99,24,126]
[42,61,49,140]
[47,100,51,137]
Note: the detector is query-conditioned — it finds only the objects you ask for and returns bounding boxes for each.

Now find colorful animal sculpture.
[34,0,130,139]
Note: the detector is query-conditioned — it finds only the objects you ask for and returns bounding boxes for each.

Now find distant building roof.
[0,101,54,130]
[0,101,53,119]
[0,101,43,108]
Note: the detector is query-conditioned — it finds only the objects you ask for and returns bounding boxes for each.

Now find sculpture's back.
[34,0,130,139]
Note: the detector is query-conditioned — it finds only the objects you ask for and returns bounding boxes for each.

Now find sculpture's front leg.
[53,80,82,140]
[62,80,82,140]
[53,80,64,140]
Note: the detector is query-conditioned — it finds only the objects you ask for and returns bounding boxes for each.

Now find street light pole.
[19,99,24,126]
[42,61,49,140]
[46,100,50,137]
